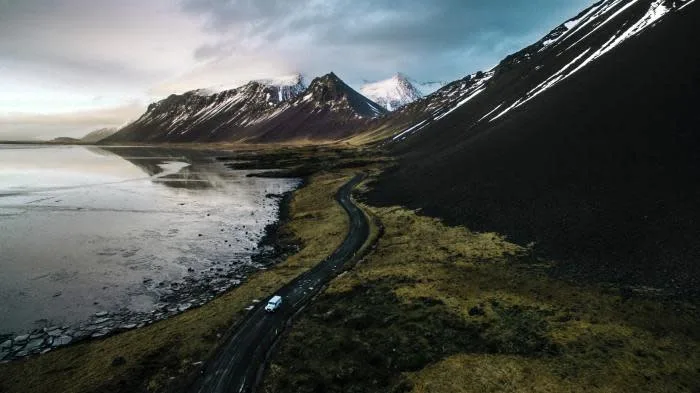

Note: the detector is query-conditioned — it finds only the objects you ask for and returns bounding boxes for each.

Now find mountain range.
[102,0,697,148]
[101,72,443,143]
[101,0,700,291]
[104,73,386,143]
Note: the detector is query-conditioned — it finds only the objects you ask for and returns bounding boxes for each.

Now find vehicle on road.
[265,295,283,312]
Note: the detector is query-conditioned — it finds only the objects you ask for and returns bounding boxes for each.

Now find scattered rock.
[111,356,126,367]
[1,225,283,363]
[52,292,62,298]
[52,336,72,347]
[24,338,45,352]
[94,317,111,325]
[14,335,28,343]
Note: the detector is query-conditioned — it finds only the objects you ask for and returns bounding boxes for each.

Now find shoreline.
[0,176,302,364]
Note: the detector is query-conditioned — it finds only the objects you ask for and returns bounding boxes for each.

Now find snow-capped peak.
[254,73,306,88]
[192,73,306,97]
[360,73,424,111]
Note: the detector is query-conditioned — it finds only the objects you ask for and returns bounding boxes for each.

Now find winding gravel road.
[190,173,369,393]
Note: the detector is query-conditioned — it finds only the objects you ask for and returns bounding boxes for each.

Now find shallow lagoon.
[0,145,298,336]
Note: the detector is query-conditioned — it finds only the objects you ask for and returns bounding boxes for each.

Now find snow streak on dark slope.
[371,0,700,293]
[379,0,695,144]
[106,73,386,143]
[383,70,494,141]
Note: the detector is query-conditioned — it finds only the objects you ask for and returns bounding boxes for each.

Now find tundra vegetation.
[262,169,700,393]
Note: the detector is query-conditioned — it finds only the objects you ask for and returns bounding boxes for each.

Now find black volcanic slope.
[370,1,700,292]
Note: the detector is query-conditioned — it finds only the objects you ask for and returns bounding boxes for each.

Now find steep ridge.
[360,73,423,111]
[105,77,304,143]
[105,73,385,143]
[372,0,695,145]
[245,72,387,142]
[375,70,495,142]
[370,0,700,292]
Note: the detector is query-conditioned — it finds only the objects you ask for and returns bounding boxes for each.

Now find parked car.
[265,295,283,312]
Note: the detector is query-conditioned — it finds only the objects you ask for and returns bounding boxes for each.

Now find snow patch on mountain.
[360,74,423,111]
[197,74,306,98]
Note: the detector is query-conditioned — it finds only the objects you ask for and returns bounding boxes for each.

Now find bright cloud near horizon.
[0,0,593,140]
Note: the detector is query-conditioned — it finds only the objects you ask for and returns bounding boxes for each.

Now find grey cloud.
[0,0,210,92]
[182,0,594,83]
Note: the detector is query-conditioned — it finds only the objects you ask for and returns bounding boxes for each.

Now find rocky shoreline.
[0,190,299,364]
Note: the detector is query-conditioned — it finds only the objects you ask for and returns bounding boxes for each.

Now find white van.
[265,295,283,312]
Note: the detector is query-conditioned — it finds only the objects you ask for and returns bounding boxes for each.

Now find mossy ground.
[0,168,356,393]
[262,178,700,393]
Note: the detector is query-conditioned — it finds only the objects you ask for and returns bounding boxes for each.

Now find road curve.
[190,173,370,393]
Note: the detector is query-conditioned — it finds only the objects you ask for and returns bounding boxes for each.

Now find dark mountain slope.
[105,73,385,144]
[106,79,302,143]
[370,1,700,292]
[245,73,387,143]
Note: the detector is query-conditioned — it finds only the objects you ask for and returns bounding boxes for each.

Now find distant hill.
[49,137,81,144]
[81,127,118,143]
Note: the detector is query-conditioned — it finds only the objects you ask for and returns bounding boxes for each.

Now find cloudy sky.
[0,0,593,140]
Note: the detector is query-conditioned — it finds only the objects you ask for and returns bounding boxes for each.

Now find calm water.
[0,145,298,334]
